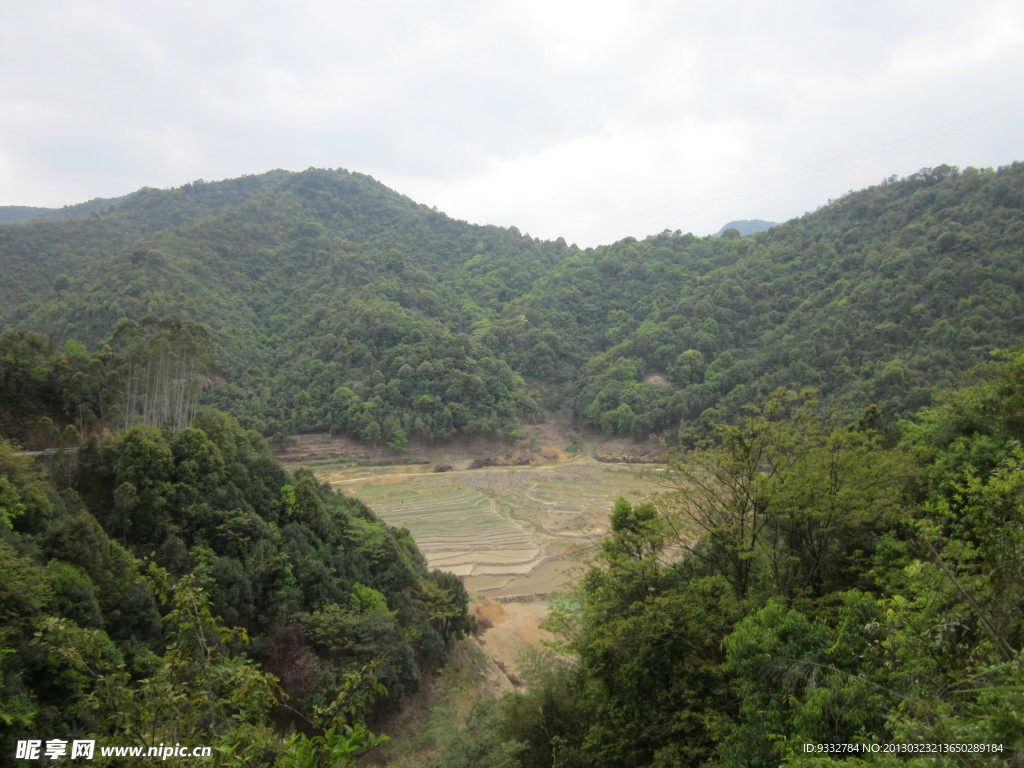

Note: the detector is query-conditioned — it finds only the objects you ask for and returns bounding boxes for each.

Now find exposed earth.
[275,420,664,685]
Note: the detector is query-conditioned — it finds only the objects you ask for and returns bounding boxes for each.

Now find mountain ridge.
[3,162,1023,444]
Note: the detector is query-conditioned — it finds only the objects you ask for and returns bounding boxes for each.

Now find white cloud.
[2,0,1023,242]
[397,116,751,243]
[887,6,1024,80]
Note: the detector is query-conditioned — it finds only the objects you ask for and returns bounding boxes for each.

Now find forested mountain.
[3,164,1024,765]
[2,163,1023,447]
[1,169,567,444]
[535,164,1024,440]
[0,196,128,225]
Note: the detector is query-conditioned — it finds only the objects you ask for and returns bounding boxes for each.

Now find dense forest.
[4,351,1023,765]
[427,355,1024,767]
[2,163,1023,446]
[0,337,474,764]
[3,162,1024,765]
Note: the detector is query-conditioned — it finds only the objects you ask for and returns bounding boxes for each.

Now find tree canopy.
[0,378,473,762]
[2,164,1023,445]
[437,356,1024,766]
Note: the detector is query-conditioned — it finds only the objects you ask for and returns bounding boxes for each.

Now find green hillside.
[3,163,1024,765]
[533,164,1024,439]
[3,163,1023,446]
[0,423,472,763]
[427,358,1024,766]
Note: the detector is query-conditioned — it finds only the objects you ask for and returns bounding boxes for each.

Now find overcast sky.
[2,1,1022,246]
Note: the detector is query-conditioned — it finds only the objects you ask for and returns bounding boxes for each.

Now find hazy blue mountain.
[715,218,779,236]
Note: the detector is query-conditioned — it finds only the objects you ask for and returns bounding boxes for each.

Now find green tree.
[361,421,382,446]
[36,572,281,761]
[0,476,26,531]
[657,389,905,600]
[417,570,475,644]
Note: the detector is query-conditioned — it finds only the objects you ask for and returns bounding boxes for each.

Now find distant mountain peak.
[715,219,779,237]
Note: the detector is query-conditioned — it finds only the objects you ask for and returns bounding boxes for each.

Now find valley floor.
[278,422,664,736]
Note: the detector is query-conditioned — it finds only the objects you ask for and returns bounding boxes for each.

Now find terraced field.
[315,459,660,600]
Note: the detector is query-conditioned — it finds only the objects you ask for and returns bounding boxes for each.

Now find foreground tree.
[36,572,387,767]
[656,389,907,602]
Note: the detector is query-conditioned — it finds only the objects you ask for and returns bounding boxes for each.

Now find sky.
[2,0,1023,247]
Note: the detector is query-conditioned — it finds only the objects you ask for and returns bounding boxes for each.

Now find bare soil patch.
[273,418,662,470]
[293,421,664,714]
[472,597,558,683]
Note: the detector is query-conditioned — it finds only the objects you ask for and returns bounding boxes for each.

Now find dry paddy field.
[294,449,664,690]
[312,459,660,601]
